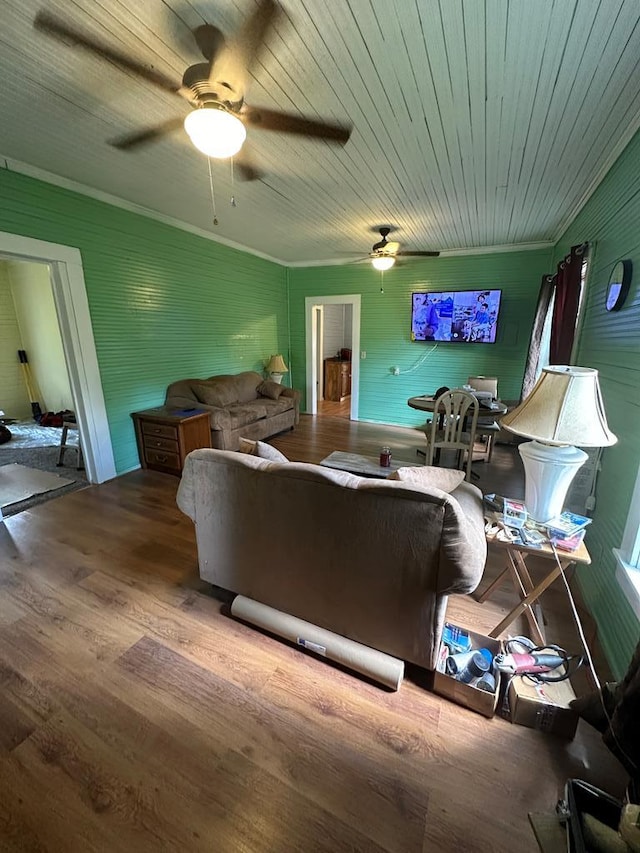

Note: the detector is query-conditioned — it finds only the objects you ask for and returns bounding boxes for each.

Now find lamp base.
[269,372,284,384]
[518,440,588,523]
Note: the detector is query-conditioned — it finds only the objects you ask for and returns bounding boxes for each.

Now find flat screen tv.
[411,289,502,343]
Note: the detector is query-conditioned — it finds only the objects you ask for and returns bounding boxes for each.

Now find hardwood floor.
[0,417,628,852]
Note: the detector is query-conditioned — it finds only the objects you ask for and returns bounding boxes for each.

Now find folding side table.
[478,529,591,645]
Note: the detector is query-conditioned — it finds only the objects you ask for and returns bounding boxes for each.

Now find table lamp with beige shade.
[500,366,617,523]
[265,354,288,384]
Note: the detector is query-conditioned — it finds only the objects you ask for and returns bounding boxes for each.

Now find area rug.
[1,420,66,449]
[0,463,74,509]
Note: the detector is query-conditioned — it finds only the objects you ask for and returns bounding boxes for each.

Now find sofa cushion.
[260,398,294,417]
[257,380,285,400]
[193,379,237,408]
[389,466,465,493]
[230,371,263,403]
[239,438,289,462]
[227,402,267,429]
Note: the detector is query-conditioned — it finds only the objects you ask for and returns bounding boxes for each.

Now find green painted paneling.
[554,128,640,678]
[0,169,288,474]
[289,250,553,425]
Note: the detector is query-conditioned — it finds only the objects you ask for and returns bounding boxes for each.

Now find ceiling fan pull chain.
[380,270,384,294]
[230,159,237,207]
[207,156,219,226]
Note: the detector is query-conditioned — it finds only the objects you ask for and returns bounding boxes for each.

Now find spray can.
[456,652,490,684]
[446,648,493,676]
[475,671,496,693]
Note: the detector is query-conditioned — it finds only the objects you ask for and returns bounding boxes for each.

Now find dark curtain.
[550,244,586,364]
[520,274,555,400]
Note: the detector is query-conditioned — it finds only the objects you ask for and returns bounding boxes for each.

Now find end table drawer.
[145,448,180,470]
[144,435,178,453]
[141,422,179,440]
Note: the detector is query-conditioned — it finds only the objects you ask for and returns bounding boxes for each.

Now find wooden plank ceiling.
[1,0,639,264]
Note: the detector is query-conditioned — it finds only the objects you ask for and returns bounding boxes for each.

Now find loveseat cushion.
[239,438,289,462]
[257,380,285,400]
[193,378,237,408]
[227,402,267,429]
[389,466,465,493]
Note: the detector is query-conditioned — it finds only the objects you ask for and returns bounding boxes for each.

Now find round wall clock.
[606,259,632,311]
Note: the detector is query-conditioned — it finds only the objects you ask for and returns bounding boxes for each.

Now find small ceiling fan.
[366,227,440,269]
[34,0,352,181]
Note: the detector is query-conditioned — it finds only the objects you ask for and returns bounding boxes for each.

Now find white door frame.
[314,305,324,400]
[0,231,116,483]
[305,294,361,419]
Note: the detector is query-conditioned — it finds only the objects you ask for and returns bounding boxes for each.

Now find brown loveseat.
[177,448,487,671]
[165,371,300,450]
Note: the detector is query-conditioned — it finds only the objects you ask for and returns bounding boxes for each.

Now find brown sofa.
[177,448,487,671]
[165,371,300,450]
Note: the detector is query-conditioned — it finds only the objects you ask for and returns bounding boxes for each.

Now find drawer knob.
[156,454,167,462]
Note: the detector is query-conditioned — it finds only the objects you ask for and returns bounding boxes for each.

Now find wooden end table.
[478,528,591,645]
[131,407,211,476]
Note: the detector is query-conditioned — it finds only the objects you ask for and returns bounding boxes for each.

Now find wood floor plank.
[117,636,422,852]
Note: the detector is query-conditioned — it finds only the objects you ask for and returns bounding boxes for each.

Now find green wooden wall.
[553,128,640,678]
[0,169,288,474]
[288,249,553,427]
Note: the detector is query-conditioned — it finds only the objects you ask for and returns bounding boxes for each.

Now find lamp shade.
[371,255,395,271]
[184,106,246,158]
[266,354,288,374]
[501,365,617,447]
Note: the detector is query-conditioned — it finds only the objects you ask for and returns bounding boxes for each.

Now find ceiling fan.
[366,227,440,270]
[33,0,352,181]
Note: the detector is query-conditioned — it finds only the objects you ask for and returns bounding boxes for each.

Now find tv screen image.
[411,289,502,343]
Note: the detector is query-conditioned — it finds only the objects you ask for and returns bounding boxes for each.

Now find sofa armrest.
[437,482,487,595]
[280,386,300,424]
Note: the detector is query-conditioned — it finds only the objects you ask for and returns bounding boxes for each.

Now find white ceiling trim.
[0,154,286,267]
[551,107,640,245]
[288,241,554,267]
[2,153,554,268]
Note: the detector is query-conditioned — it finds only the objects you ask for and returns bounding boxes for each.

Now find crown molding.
[0,155,286,267]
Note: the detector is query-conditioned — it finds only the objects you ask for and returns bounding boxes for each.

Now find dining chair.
[468,375,500,463]
[424,389,479,482]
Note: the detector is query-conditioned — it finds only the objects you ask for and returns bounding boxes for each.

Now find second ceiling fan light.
[183,105,247,158]
[371,255,395,271]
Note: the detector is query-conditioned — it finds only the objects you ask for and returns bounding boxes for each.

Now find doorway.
[0,231,116,486]
[305,295,361,420]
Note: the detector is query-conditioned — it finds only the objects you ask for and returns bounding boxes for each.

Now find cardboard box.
[433,623,502,718]
[508,675,578,738]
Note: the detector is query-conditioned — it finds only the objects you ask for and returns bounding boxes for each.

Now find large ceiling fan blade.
[396,250,441,257]
[108,117,185,151]
[234,147,264,182]
[241,105,352,143]
[194,24,226,63]
[208,0,278,101]
[34,11,184,99]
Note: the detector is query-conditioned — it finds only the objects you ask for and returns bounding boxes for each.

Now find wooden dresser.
[323,358,352,402]
[131,407,211,476]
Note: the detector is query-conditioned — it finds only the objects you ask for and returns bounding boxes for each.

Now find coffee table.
[319,450,412,478]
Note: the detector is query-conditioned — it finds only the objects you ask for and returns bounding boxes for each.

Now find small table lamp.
[265,354,288,384]
[500,365,617,523]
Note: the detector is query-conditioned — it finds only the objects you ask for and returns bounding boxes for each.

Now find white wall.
[7,260,73,413]
[0,263,31,418]
[322,303,350,359]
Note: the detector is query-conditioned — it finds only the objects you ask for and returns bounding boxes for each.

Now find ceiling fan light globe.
[371,255,395,271]
[184,107,246,158]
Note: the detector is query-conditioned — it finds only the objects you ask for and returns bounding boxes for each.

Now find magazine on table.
[545,510,592,539]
